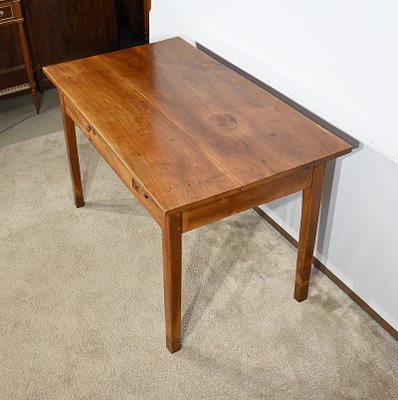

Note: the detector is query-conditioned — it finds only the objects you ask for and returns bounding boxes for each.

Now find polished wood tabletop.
[44,38,352,353]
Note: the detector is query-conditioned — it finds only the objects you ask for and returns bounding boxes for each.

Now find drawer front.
[63,94,164,226]
[0,5,14,23]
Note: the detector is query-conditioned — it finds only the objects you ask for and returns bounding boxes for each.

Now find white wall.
[150,0,398,330]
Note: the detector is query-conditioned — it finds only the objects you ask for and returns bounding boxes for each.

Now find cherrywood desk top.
[44,37,351,214]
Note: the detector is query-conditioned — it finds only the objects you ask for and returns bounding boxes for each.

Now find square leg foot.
[166,337,181,353]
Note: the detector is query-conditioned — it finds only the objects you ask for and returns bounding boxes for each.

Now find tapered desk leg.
[162,213,182,353]
[294,163,326,302]
[59,94,85,208]
[17,22,39,113]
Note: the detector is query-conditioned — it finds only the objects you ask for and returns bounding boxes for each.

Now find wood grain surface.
[44,38,351,214]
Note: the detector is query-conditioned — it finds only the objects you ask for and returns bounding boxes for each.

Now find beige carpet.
[0,130,397,400]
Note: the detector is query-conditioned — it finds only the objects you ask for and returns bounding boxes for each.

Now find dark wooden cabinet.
[0,23,27,89]
[130,0,145,37]
[0,0,119,93]
[27,0,118,66]
[0,0,39,110]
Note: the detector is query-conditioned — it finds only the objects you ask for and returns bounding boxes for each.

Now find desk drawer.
[0,4,14,23]
[63,94,163,225]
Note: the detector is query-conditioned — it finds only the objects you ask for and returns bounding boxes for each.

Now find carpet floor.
[0,131,397,399]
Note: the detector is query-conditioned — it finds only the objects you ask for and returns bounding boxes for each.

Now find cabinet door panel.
[28,0,118,66]
[0,24,28,90]
[0,0,118,93]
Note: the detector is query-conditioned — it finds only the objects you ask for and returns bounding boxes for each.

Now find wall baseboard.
[254,207,398,341]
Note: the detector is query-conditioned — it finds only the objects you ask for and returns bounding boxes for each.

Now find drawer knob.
[0,11,4,17]
[86,124,94,133]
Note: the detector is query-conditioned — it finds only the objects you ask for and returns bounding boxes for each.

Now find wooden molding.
[254,207,398,341]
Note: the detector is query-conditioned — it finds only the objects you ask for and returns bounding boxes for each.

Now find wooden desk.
[44,38,352,353]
